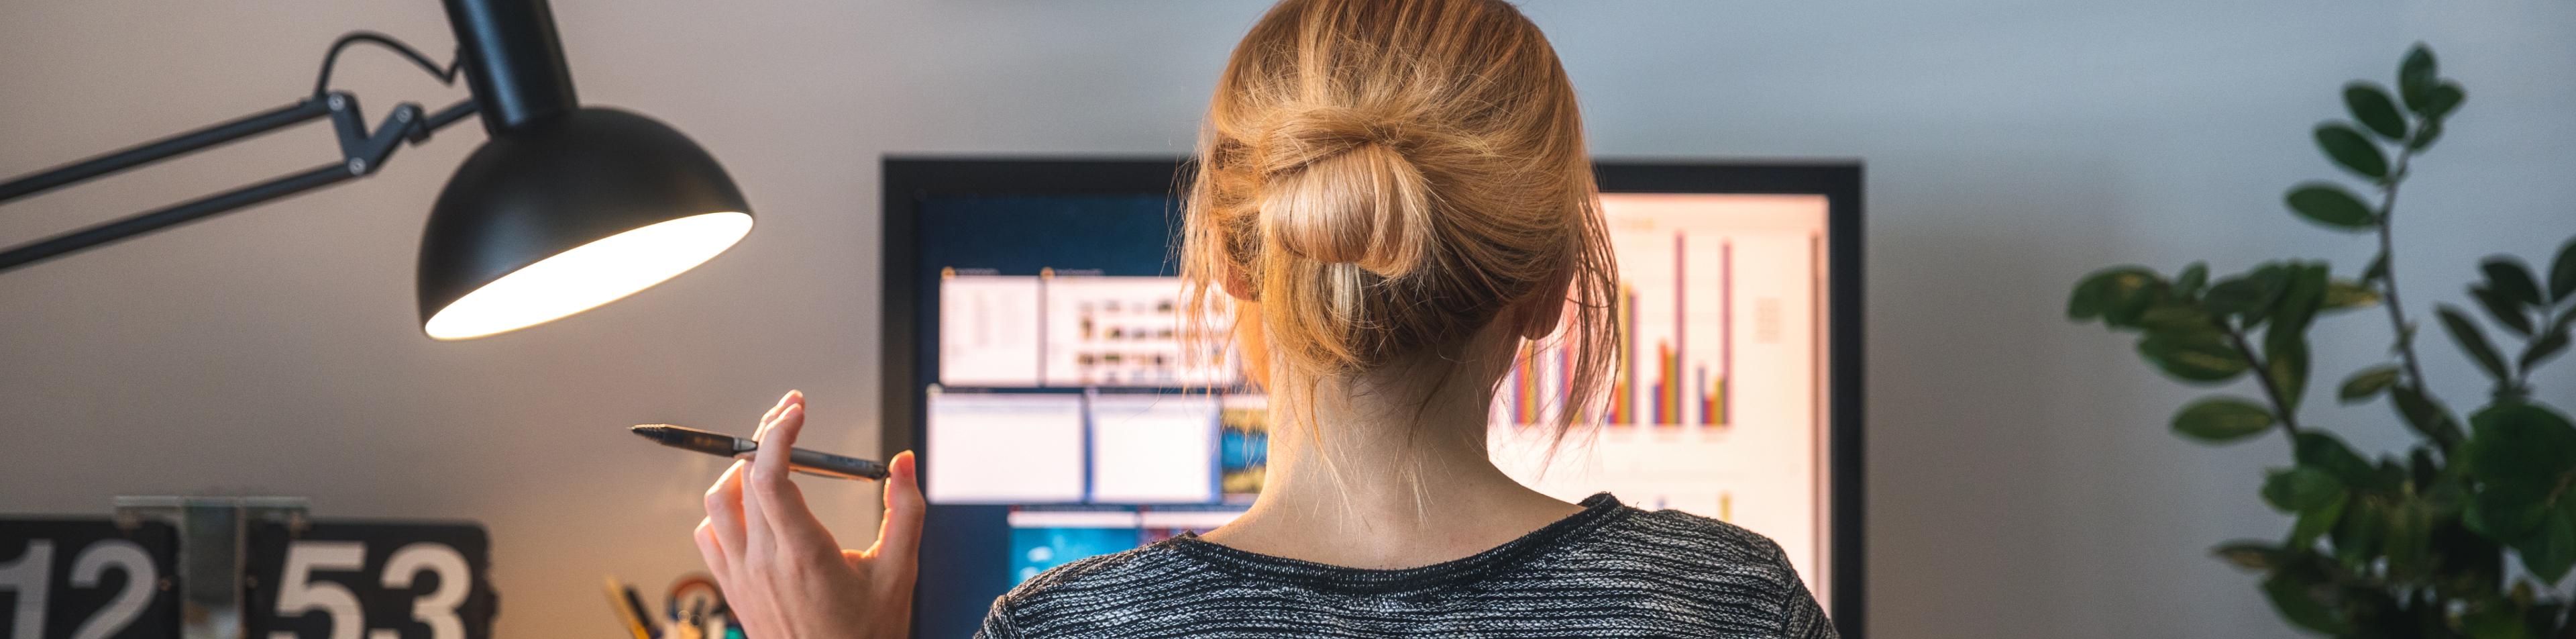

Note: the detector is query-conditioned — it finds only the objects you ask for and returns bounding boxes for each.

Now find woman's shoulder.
[1566,503,1813,594]
[1596,504,1801,567]
[1565,503,1836,637]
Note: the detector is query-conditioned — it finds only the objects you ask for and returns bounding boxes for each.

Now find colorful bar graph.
[1635,232,1728,428]
[1495,232,1734,430]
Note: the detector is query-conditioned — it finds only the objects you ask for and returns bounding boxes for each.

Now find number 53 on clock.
[244,523,496,639]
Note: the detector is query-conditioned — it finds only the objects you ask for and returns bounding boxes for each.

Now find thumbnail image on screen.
[902,185,1834,637]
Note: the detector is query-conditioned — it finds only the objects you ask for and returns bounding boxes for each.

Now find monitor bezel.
[879,156,1864,638]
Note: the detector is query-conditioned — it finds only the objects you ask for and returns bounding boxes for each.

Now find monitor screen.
[881,159,1862,638]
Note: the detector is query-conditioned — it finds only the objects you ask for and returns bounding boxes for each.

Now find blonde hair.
[1180,0,1618,452]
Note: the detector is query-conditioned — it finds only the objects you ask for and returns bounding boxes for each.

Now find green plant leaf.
[2315,124,2390,179]
[2332,494,2385,570]
[2438,305,2514,383]
[2213,540,2284,571]
[2273,262,2328,326]
[2321,280,2379,311]
[2461,405,2576,580]
[2173,397,2277,444]
[2289,493,2347,549]
[2067,272,2112,321]
[2176,262,2209,299]
[2339,365,2402,403]
[2400,44,2438,114]
[2551,236,2576,302]
[2262,570,2353,635]
[2238,264,2300,328]
[2137,329,2251,384]
[2472,286,2536,336]
[2263,265,2326,409]
[2267,336,2312,413]
[2463,403,2576,488]
[2068,266,2161,325]
[2284,183,2377,230]
[2513,504,2576,583]
[2206,273,2285,318]
[2363,252,2392,285]
[2465,482,2552,540]
[2483,258,2546,307]
[2343,83,2409,140]
[2296,431,2383,489]
[2523,328,2569,373]
[2424,81,2466,121]
[2138,303,2214,333]
[2389,384,2467,448]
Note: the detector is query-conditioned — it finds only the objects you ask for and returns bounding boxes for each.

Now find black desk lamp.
[0,0,753,340]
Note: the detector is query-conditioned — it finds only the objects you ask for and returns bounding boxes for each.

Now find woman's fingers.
[865,451,927,567]
[702,460,750,565]
[693,518,745,633]
[750,403,839,554]
[755,391,792,441]
[692,518,730,576]
[747,403,801,507]
[752,389,793,430]
[737,442,776,563]
[736,391,808,565]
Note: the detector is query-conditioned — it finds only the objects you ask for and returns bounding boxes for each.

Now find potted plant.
[2067,44,2576,637]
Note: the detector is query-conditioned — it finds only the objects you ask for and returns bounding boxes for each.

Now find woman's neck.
[1200,350,1583,569]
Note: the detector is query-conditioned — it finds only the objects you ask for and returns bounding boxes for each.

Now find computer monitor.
[880,158,1863,638]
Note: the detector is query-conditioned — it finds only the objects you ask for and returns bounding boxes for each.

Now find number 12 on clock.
[0,520,180,639]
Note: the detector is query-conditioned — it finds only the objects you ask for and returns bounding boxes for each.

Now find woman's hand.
[696,391,922,639]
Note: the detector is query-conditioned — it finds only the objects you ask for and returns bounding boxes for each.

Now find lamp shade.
[418,107,753,340]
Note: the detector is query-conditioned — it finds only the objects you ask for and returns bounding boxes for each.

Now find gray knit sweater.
[975,493,1838,638]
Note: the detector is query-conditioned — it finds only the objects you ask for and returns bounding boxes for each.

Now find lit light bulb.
[423,211,752,340]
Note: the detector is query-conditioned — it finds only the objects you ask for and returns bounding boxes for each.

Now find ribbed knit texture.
[975,493,1837,638]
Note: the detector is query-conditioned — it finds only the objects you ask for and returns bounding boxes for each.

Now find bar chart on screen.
[1504,234,1738,429]
[1489,192,1831,593]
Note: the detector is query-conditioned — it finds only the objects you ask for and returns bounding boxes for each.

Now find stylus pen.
[631,424,890,481]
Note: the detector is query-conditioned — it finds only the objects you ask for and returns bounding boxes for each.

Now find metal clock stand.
[113,497,311,639]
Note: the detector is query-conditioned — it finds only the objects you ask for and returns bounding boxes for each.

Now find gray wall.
[4,1,2571,636]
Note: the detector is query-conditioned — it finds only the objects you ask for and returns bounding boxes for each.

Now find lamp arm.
[0,93,480,273]
[0,99,330,203]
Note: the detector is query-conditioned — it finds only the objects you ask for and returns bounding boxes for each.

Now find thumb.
[867,450,926,566]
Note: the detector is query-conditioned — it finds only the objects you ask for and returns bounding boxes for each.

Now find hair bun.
[1181,0,1615,405]
[1255,108,1438,279]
